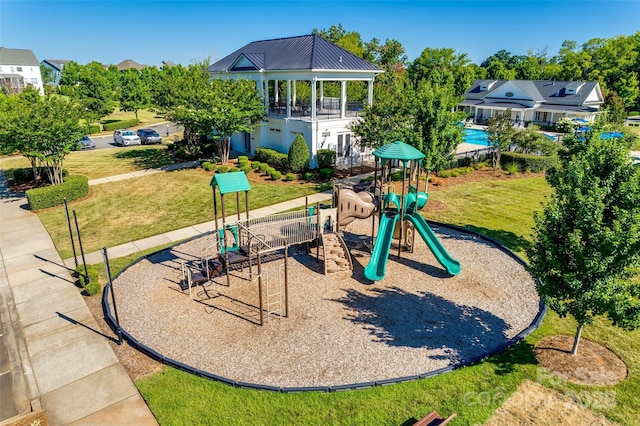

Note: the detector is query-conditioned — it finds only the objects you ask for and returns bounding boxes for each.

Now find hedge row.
[26,175,89,210]
[254,147,288,170]
[102,119,140,132]
[500,152,559,173]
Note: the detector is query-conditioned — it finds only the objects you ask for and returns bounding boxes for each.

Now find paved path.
[0,170,157,425]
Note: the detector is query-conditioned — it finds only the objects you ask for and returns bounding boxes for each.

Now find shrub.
[216,166,228,174]
[254,147,288,170]
[270,170,282,180]
[304,172,314,181]
[319,168,334,180]
[258,163,269,172]
[102,119,140,132]
[238,155,249,163]
[251,161,261,169]
[500,152,559,173]
[238,160,249,168]
[285,173,296,181]
[317,149,336,169]
[504,162,520,175]
[240,165,252,174]
[201,161,216,172]
[230,167,240,173]
[288,134,310,173]
[26,175,89,210]
[266,167,276,175]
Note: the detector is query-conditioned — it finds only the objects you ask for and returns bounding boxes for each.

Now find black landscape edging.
[102,221,547,393]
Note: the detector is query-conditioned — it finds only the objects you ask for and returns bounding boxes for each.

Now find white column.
[319,81,324,110]
[367,80,373,106]
[264,80,270,113]
[286,80,291,117]
[311,79,317,120]
[340,80,347,118]
[274,79,279,103]
[293,81,297,106]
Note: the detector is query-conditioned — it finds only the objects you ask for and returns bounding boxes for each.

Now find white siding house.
[208,35,382,167]
[458,79,604,126]
[0,47,44,95]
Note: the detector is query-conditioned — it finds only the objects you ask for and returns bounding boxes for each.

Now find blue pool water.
[463,128,489,146]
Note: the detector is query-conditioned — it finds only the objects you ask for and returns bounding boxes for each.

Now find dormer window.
[565,82,584,95]
[506,92,513,97]
[479,80,497,91]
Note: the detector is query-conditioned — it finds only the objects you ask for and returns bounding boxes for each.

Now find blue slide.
[364,212,400,281]
[405,212,461,276]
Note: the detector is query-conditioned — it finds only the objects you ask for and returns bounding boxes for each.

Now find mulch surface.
[534,335,627,386]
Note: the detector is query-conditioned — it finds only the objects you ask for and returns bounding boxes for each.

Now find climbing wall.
[322,232,352,274]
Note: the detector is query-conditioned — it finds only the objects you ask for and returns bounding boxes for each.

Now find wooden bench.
[413,410,456,426]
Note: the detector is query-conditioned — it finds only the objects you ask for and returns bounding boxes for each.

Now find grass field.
[1,146,174,180]
[37,168,329,258]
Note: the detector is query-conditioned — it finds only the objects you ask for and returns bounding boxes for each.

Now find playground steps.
[321,232,352,274]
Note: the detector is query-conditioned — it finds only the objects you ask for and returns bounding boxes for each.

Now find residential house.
[458,79,604,126]
[40,59,70,85]
[0,47,44,94]
[116,59,146,71]
[208,34,382,167]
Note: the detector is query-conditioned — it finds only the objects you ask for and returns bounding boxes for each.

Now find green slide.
[364,212,400,281]
[406,212,461,276]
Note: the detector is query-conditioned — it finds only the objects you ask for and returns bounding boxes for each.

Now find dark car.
[137,128,163,145]
[78,135,96,150]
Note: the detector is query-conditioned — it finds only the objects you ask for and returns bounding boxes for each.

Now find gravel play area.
[110,218,542,389]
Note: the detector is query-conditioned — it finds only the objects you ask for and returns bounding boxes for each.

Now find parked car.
[137,128,162,145]
[113,129,141,146]
[77,135,96,150]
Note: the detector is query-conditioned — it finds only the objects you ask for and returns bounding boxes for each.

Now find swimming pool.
[463,128,489,146]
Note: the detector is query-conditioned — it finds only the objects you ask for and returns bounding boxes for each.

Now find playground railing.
[236,209,319,249]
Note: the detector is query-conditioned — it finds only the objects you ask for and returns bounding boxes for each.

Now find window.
[16,67,23,72]
[10,67,14,72]
[31,78,38,84]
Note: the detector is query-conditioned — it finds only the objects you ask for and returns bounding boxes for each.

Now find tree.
[412,80,466,174]
[0,88,85,184]
[76,62,115,128]
[166,78,264,164]
[288,134,310,173]
[528,127,640,355]
[603,90,627,125]
[40,65,56,86]
[118,68,150,120]
[486,110,516,169]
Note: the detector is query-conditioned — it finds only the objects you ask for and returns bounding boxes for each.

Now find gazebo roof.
[210,172,251,195]
[373,141,424,164]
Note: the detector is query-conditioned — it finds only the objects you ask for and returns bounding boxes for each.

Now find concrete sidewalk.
[0,170,157,425]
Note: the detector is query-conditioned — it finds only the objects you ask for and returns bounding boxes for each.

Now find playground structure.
[102,144,544,390]
[360,141,461,281]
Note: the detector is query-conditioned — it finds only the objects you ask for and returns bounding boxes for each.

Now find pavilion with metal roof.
[208,35,383,168]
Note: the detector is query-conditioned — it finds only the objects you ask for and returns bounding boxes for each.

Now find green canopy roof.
[210,172,251,195]
[372,141,424,165]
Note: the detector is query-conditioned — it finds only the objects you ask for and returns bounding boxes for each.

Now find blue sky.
[1,1,638,67]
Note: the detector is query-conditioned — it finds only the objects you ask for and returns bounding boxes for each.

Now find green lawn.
[38,169,329,258]
[1,146,174,180]
[121,176,638,425]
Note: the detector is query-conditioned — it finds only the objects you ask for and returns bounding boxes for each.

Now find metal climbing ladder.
[265,264,285,322]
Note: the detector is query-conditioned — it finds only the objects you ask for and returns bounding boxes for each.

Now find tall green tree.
[76,62,116,128]
[118,68,150,120]
[528,126,640,355]
[166,77,264,164]
[486,110,516,169]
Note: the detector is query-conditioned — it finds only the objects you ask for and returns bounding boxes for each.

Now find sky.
[1,1,638,67]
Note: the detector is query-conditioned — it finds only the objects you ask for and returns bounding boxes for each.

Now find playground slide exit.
[364,212,400,281]
[406,213,461,276]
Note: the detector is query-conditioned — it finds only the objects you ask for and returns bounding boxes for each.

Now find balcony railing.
[267,100,365,119]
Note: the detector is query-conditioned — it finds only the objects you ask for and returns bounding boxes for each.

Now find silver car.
[113,129,141,146]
